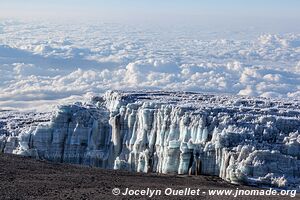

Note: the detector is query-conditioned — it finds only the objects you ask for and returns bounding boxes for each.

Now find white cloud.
[238,86,256,96]
[0,20,300,111]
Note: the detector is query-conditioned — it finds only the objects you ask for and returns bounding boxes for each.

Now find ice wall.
[1,91,300,189]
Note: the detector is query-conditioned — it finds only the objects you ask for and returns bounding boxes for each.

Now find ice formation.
[1,91,300,190]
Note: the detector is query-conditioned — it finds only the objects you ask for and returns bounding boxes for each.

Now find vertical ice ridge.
[1,91,300,190]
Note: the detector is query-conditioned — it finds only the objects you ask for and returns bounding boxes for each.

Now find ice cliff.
[1,91,300,190]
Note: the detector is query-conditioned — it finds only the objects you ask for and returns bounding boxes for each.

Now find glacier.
[1,91,300,190]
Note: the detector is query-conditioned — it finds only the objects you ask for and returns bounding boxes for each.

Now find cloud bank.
[0,21,300,110]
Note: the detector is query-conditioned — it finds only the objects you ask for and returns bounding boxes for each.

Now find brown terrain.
[0,153,298,200]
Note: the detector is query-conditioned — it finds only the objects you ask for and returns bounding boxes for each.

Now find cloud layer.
[0,20,300,110]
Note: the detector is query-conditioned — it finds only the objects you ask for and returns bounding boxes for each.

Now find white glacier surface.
[1,91,300,190]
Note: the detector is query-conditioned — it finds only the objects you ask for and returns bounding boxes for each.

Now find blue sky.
[0,0,300,26]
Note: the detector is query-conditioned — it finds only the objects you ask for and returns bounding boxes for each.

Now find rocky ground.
[0,153,297,200]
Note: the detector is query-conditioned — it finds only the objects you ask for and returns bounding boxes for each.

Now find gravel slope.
[0,154,297,200]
